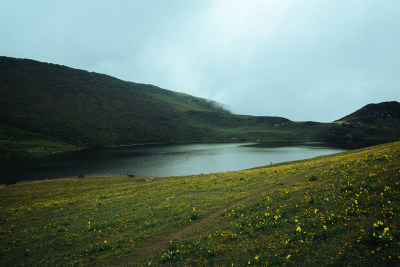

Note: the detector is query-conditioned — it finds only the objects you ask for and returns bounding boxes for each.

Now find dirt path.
[113,166,326,266]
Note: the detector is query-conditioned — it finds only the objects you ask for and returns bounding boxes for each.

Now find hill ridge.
[337,101,400,123]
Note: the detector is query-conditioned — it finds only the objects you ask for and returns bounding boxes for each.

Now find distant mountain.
[337,101,400,123]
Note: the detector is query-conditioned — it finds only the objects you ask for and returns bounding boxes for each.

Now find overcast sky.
[1,0,399,122]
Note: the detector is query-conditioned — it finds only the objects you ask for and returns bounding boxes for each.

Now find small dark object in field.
[78,174,84,178]
[308,175,317,182]
[5,181,17,187]
[309,199,315,205]
[190,213,200,220]
[127,174,135,177]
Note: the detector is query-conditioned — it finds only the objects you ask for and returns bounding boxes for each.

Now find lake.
[0,141,355,182]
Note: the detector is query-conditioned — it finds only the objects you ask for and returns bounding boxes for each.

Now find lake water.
[0,142,351,182]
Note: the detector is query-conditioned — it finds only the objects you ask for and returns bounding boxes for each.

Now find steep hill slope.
[0,56,223,146]
[0,57,289,149]
[326,101,400,141]
[337,101,400,123]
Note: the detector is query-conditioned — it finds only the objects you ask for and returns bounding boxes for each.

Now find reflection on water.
[0,140,389,182]
[246,139,391,149]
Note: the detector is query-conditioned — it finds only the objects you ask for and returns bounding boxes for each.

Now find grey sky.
[1,0,399,122]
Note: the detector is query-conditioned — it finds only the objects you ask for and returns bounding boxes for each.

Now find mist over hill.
[0,56,399,157]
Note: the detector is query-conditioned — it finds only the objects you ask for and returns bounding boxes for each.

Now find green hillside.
[1,141,399,266]
[337,101,400,123]
[0,56,230,146]
[330,101,400,141]
[0,123,76,159]
[0,57,291,154]
[1,56,399,157]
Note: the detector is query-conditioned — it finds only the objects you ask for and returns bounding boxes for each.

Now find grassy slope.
[0,123,77,159]
[0,141,399,266]
[0,57,288,148]
[337,101,400,123]
[0,57,232,147]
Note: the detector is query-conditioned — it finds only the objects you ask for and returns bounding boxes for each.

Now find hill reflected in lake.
[0,142,357,182]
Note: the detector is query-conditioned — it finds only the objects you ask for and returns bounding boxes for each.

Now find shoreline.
[2,137,396,160]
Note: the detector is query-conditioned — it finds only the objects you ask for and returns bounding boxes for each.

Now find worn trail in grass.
[149,142,400,266]
[118,165,327,265]
[1,141,400,266]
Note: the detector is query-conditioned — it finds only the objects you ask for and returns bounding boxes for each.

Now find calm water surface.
[0,142,350,182]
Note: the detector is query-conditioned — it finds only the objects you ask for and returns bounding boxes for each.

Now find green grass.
[154,143,400,266]
[0,123,77,159]
[1,141,400,266]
